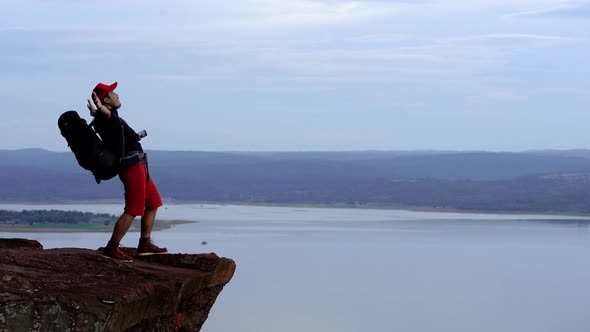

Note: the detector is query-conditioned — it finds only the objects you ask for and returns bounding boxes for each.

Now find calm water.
[2,203,590,332]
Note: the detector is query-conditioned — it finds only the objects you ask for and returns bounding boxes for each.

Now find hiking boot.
[102,242,133,262]
[137,237,168,256]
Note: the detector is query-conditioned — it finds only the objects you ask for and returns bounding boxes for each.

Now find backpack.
[58,111,119,183]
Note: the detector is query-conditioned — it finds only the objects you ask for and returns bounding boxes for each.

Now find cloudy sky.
[1,0,589,151]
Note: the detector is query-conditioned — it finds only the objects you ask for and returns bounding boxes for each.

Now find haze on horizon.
[1,0,589,152]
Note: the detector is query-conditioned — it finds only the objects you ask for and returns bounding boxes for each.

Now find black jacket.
[92,110,143,158]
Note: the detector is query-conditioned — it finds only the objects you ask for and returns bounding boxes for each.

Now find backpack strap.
[90,115,126,159]
[89,118,103,185]
[120,122,125,162]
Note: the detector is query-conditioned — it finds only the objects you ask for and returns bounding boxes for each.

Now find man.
[87,82,167,262]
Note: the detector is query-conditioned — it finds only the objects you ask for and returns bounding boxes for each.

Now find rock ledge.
[0,239,235,332]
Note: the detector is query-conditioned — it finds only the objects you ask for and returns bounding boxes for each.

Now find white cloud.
[0,26,96,33]
[211,0,408,28]
[344,34,410,43]
[133,29,575,87]
[439,33,574,43]
[505,1,590,19]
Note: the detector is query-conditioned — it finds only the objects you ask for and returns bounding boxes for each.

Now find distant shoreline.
[0,219,195,233]
[169,200,590,217]
[1,200,590,218]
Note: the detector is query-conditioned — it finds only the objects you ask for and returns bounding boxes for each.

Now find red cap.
[93,82,118,100]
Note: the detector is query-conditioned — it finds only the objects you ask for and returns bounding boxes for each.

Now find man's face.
[104,91,121,110]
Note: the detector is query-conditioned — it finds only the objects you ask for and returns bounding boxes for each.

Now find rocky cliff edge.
[0,239,236,332]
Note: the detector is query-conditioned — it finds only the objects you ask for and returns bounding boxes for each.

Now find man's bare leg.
[109,213,136,243]
[140,207,158,239]
[138,207,167,254]
[102,213,136,261]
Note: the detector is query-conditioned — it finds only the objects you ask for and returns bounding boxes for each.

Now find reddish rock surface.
[0,239,235,332]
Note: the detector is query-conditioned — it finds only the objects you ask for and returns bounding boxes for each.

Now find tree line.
[0,210,116,225]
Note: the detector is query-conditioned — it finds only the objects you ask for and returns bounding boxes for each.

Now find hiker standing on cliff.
[87,82,167,262]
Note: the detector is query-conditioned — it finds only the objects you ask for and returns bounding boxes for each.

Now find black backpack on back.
[58,111,119,183]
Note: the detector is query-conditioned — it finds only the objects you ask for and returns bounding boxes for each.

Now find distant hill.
[3,149,590,213]
[524,149,590,159]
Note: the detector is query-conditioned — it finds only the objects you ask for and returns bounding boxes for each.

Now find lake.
[2,203,590,332]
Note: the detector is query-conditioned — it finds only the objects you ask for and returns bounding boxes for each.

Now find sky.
[1,0,589,152]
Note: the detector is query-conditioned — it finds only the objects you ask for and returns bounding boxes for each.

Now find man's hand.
[87,97,97,117]
[87,92,111,118]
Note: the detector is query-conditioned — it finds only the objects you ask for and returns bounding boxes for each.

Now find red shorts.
[118,163,163,216]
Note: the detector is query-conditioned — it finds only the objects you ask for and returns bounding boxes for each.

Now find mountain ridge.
[4,149,590,213]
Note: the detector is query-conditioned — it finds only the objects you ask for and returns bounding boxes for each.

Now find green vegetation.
[0,210,192,232]
[0,209,116,226]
